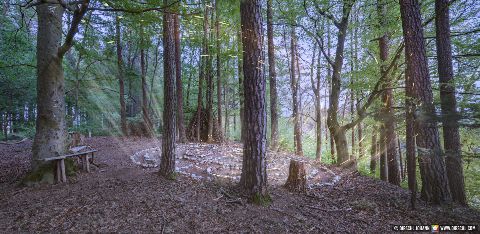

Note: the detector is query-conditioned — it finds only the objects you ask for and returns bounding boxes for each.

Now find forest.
[0,0,479,232]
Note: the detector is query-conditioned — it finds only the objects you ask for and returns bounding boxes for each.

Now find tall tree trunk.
[267,0,279,150]
[349,25,355,158]
[398,137,405,180]
[377,0,401,185]
[32,3,67,168]
[406,91,416,208]
[379,127,388,181]
[239,0,269,202]
[325,0,355,165]
[116,15,128,136]
[140,27,152,136]
[32,0,89,169]
[206,8,214,143]
[326,26,335,162]
[310,43,322,161]
[237,29,244,143]
[370,129,378,173]
[159,0,177,178]
[290,28,303,156]
[400,0,451,204]
[73,54,81,128]
[357,111,363,157]
[196,6,209,141]
[224,62,229,139]
[174,14,187,143]
[435,0,466,205]
[354,7,364,159]
[215,0,223,142]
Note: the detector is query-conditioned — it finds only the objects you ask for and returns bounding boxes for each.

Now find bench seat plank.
[43,150,97,161]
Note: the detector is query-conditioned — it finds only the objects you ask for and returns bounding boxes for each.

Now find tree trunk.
[406,94,416,208]
[400,0,451,204]
[311,46,322,162]
[377,0,400,185]
[370,130,377,173]
[159,0,177,178]
[115,15,128,136]
[32,3,67,169]
[140,27,153,136]
[238,29,244,143]
[435,0,466,205]
[326,0,354,165]
[290,28,303,156]
[267,0,279,150]
[284,160,307,193]
[206,8,214,143]
[326,27,335,162]
[196,6,209,142]
[174,14,187,143]
[239,0,269,202]
[215,0,223,142]
[379,126,388,181]
[398,137,405,180]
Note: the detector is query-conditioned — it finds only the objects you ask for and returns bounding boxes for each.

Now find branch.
[58,0,90,58]
[343,42,405,130]
[310,0,339,28]
[0,63,36,69]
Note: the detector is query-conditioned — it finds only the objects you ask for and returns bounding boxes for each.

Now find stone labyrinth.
[131,143,340,187]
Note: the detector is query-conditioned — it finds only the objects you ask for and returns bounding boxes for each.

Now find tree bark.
[159,0,177,178]
[406,92,416,208]
[309,42,322,161]
[174,14,187,143]
[237,29,244,143]
[115,16,128,136]
[196,6,209,142]
[267,0,279,150]
[379,126,388,181]
[325,0,355,165]
[370,130,378,173]
[239,0,269,202]
[140,27,152,136]
[215,0,223,142]
[32,0,89,170]
[290,28,303,156]
[32,3,67,169]
[206,8,214,143]
[435,0,466,205]
[400,0,451,204]
[377,0,401,185]
[284,160,307,193]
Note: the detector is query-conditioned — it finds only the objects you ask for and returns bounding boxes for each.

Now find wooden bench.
[43,150,98,183]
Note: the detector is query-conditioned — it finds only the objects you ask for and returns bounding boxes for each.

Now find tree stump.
[284,160,307,193]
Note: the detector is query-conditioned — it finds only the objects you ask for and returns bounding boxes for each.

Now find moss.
[251,193,272,206]
[21,158,79,186]
[21,162,55,186]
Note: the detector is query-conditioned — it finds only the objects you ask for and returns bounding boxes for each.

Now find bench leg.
[60,159,67,183]
[56,161,62,183]
[81,155,86,171]
[85,155,90,173]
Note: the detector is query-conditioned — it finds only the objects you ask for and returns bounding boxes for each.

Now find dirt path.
[0,137,478,233]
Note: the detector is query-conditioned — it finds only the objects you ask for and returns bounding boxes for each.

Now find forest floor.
[0,137,479,233]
